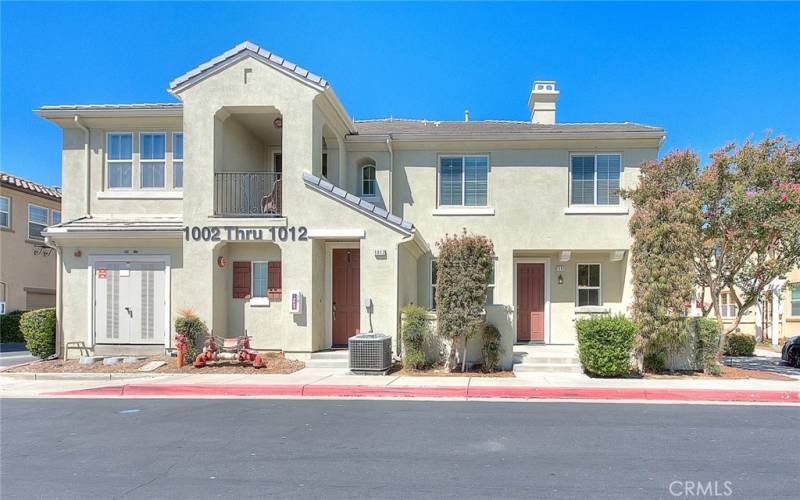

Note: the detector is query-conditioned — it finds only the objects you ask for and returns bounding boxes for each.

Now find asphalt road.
[0,343,35,367]
[1,399,798,499]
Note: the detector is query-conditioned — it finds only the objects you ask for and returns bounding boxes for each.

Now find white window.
[173,132,183,189]
[28,204,48,241]
[430,259,438,310]
[0,196,9,229]
[571,153,621,206]
[439,155,488,207]
[362,165,377,198]
[252,262,268,298]
[720,291,738,317]
[51,210,61,225]
[790,285,800,317]
[107,133,133,188]
[485,259,496,306]
[577,263,601,306]
[140,133,166,188]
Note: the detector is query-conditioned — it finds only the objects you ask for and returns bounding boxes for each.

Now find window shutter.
[233,261,251,299]
[268,261,282,300]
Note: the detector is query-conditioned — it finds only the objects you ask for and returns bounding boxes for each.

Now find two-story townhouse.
[0,172,62,313]
[37,42,664,367]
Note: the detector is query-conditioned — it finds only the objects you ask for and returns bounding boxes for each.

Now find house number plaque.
[183,226,309,242]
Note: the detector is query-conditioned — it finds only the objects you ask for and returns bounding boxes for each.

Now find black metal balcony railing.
[214,172,282,217]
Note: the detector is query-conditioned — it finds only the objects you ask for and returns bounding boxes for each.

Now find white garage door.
[94,261,166,345]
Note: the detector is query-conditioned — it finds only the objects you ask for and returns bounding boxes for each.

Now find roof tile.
[0,172,62,199]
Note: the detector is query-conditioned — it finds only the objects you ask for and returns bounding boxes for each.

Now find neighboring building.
[709,273,800,345]
[0,172,62,313]
[37,41,664,367]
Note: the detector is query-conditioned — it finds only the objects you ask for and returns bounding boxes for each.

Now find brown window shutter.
[268,261,282,300]
[233,261,251,299]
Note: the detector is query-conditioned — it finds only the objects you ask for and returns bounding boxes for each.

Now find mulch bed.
[645,365,795,381]
[8,352,304,375]
[394,366,515,378]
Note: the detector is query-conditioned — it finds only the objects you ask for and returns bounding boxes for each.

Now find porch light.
[558,274,564,285]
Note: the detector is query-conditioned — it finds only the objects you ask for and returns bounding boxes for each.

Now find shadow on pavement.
[0,343,28,353]
[723,355,799,376]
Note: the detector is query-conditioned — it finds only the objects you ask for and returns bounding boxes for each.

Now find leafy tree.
[435,230,494,371]
[624,136,800,364]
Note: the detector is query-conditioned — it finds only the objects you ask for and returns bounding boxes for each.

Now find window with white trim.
[485,259,496,306]
[790,285,800,317]
[140,133,166,188]
[362,165,377,197]
[28,204,48,241]
[571,154,621,206]
[577,263,601,306]
[720,291,738,317]
[252,262,268,298]
[439,155,488,207]
[107,133,133,188]
[173,132,183,189]
[430,259,438,309]
[51,210,61,225]
[0,196,9,228]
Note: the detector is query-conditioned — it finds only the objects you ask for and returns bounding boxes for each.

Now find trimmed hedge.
[20,308,57,359]
[724,333,756,357]
[691,317,721,375]
[577,314,637,377]
[480,324,502,372]
[1,310,27,343]
[401,305,430,369]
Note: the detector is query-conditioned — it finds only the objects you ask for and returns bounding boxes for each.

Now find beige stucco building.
[0,173,62,313]
[37,42,664,368]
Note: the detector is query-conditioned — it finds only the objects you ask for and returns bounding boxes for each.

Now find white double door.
[94,260,166,344]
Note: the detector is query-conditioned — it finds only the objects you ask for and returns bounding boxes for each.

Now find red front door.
[332,249,360,346]
[516,263,545,342]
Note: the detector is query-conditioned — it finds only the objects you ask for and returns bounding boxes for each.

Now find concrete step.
[514,355,579,365]
[513,363,583,374]
[303,350,350,369]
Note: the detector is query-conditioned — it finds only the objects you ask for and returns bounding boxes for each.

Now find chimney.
[464,109,470,122]
[528,80,559,124]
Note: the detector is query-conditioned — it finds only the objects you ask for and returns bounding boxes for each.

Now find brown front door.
[516,263,545,342]
[332,249,360,346]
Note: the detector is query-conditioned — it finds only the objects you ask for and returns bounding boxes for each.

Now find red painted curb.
[46,383,800,403]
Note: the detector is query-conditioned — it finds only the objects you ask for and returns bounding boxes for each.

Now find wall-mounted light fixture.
[558,274,564,285]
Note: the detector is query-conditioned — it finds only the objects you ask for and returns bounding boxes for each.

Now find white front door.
[94,261,165,344]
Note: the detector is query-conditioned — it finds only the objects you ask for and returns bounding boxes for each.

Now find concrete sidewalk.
[2,366,798,403]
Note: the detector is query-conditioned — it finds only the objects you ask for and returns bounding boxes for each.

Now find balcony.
[214,172,282,217]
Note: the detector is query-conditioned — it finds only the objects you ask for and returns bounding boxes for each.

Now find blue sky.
[2,1,799,187]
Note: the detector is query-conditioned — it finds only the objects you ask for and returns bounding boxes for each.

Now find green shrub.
[643,351,667,373]
[19,308,57,359]
[401,305,430,369]
[1,310,27,343]
[724,333,756,356]
[691,317,721,373]
[480,324,502,372]
[576,314,637,377]
[175,308,209,361]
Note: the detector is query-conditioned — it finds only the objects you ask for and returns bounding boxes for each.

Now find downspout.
[386,136,394,214]
[73,115,91,217]
[45,237,63,359]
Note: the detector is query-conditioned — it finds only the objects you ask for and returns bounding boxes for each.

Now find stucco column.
[771,289,780,346]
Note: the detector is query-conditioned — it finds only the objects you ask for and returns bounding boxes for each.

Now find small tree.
[435,230,494,371]
[624,136,800,364]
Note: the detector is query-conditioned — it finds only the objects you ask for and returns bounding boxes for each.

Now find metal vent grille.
[349,333,392,372]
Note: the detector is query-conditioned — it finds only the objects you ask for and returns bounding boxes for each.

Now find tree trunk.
[446,339,457,371]
[461,336,468,373]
